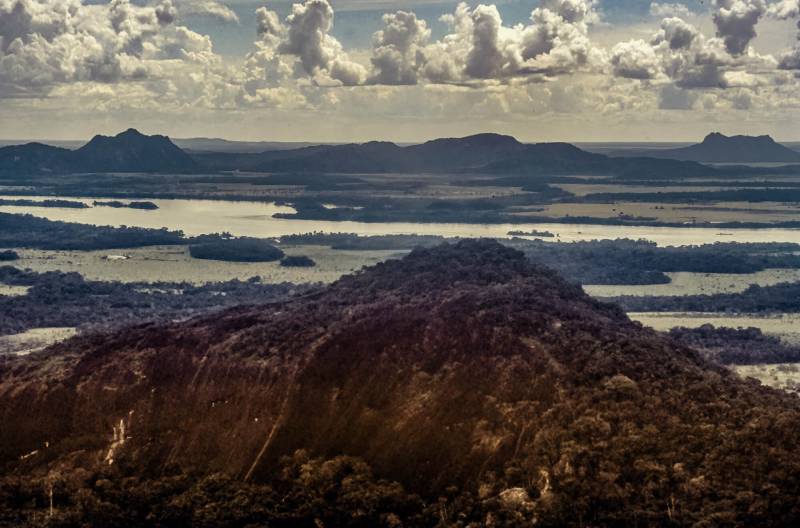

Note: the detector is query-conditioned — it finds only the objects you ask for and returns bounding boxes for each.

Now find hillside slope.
[1,240,799,526]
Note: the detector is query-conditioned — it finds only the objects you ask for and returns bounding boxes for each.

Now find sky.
[1,0,799,142]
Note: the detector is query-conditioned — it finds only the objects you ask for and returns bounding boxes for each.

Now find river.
[2,195,800,246]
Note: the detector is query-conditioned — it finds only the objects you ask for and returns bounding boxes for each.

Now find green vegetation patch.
[189,237,285,262]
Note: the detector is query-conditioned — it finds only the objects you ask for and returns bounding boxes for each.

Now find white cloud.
[0,0,226,97]
[657,16,699,50]
[712,0,767,56]
[767,0,800,19]
[610,39,661,79]
[418,0,602,84]
[767,0,800,71]
[173,1,239,23]
[650,2,693,18]
[250,0,365,86]
[609,12,781,91]
[1,0,798,139]
[369,10,430,85]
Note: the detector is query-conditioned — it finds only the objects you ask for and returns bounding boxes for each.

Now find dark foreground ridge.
[1,240,799,526]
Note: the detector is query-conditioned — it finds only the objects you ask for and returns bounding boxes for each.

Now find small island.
[93,200,159,210]
[0,198,88,209]
[507,230,555,238]
[189,238,285,262]
[280,255,316,267]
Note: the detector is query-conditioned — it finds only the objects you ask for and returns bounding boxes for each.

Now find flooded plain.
[584,269,800,297]
[630,312,800,344]
[10,245,407,284]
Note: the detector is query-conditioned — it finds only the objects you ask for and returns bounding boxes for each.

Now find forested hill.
[644,132,800,163]
[0,129,197,174]
[1,240,800,526]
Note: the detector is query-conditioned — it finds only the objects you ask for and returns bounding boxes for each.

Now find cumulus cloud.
[767,0,800,70]
[419,0,600,84]
[712,0,766,56]
[609,11,780,92]
[369,10,430,85]
[173,1,239,24]
[464,4,505,78]
[1,0,796,128]
[610,39,661,79]
[767,0,800,19]
[155,0,177,25]
[658,16,699,49]
[650,2,693,18]
[244,0,600,88]
[0,0,231,101]
[249,0,365,86]
[0,0,143,92]
[280,0,337,75]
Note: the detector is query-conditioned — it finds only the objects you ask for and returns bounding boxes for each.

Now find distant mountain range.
[0,129,197,174]
[192,132,716,178]
[2,129,799,177]
[604,133,800,163]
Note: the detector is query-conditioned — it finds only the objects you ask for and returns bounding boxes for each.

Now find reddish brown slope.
[1,240,799,525]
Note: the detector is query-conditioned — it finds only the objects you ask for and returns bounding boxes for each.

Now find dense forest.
[2,241,800,527]
[0,213,186,250]
[281,233,800,285]
[0,266,305,336]
[613,281,800,313]
[669,324,800,364]
[189,238,285,263]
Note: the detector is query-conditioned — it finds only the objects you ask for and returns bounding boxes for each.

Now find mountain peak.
[703,131,726,141]
[422,133,521,148]
[648,132,800,162]
[334,239,561,294]
[462,132,521,145]
[72,128,196,172]
[118,128,147,138]
[702,132,776,144]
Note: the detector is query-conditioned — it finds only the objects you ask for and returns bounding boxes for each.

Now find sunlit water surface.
[3,195,800,247]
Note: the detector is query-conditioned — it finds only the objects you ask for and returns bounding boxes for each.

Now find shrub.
[280,255,316,267]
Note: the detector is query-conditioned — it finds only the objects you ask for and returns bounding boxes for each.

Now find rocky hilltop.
[1,240,799,526]
[0,129,197,174]
[645,132,800,163]
[69,128,198,173]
